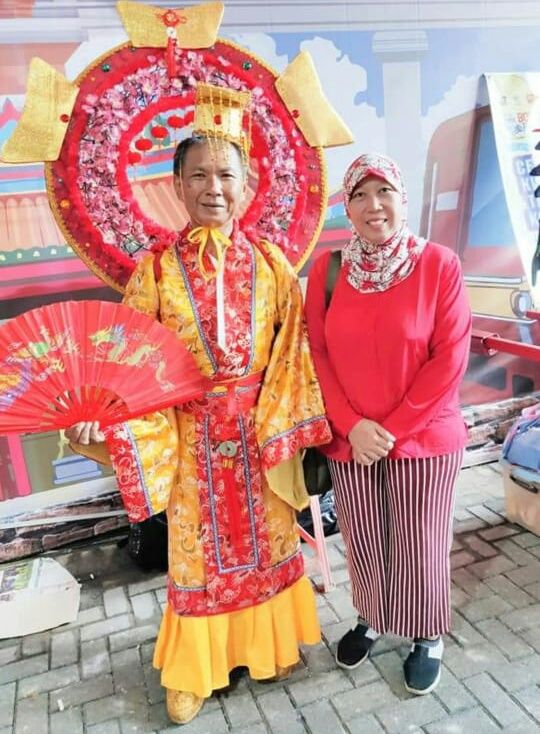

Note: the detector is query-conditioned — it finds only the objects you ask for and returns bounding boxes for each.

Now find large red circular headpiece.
[46,40,326,291]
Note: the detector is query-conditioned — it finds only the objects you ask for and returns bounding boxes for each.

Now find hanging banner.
[485,72,540,306]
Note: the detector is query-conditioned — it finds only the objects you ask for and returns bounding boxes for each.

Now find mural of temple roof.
[0,100,188,259]
[0,194,65,252]
[0,180,186,256]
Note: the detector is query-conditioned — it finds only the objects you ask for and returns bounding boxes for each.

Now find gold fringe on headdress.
[193,82,252,158]
[276,51,354,148]
[1,58,79,163]
[117,0,224,49]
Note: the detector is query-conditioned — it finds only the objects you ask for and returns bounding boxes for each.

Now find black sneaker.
[335,622,380,669]
[403,638,444,695]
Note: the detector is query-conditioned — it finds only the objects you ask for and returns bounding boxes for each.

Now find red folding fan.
[0,300,210,434]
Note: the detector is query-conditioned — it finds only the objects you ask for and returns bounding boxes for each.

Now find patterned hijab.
[342,153,426,293]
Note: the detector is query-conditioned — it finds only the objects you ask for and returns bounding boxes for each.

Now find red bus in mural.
[420,105,539,405]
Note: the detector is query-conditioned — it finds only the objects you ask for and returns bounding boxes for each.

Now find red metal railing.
[471,330,540,362]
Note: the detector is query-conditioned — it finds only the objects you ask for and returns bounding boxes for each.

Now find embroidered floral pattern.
[104,414,179,523]
[168,550,305,616]
[259,416,331,471]
[103,424,152,523]
[176,226,256,378]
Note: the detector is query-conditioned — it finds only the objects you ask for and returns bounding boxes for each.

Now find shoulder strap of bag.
[325,250,342,310]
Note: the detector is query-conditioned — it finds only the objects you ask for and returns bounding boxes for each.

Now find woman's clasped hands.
[348,418,395,466]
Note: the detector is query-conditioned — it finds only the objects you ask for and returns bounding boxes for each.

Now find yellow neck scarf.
[187,226,232,281]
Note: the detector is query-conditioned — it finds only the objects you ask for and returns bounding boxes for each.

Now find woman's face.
[347,175,403,244]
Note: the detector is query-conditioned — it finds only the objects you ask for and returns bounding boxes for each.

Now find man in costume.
[67,82,331,724]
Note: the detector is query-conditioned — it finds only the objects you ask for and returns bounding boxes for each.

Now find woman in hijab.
[305,153,472,695]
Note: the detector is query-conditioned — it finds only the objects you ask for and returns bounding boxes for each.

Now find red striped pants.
[329,451,463,638]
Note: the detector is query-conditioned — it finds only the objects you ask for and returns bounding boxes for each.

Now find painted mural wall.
[0,0,539,530]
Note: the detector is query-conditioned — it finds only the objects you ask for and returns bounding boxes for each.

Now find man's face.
[174,140,246,233]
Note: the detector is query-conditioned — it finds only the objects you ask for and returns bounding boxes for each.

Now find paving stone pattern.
[2,462,539,733]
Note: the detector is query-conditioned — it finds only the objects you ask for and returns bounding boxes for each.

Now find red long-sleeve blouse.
[305,241,472,461]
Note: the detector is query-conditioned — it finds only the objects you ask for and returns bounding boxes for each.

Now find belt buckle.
[218,440,238,458]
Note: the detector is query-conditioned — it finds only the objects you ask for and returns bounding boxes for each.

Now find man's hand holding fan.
[64,421,105,446]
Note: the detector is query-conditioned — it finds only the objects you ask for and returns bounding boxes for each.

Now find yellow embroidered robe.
[86,228,330,615]
[75,226,330,693]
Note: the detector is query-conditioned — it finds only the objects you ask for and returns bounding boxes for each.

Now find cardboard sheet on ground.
[0,557,80,637]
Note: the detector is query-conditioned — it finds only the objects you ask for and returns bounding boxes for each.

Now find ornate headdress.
[1,1,354,291]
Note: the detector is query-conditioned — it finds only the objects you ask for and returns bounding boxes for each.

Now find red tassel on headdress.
[159,9,187,78]
[166,35,177,78]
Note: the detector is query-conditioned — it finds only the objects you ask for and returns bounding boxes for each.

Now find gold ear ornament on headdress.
[275,51,353,148]
[1,58,79,164]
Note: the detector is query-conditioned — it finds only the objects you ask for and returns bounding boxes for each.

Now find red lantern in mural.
[135,137,153,152]
[127,150,142,165]
[151,125,168,140]
[167,115,183,129]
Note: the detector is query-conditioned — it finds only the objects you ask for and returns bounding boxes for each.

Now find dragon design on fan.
[89,326,174,391]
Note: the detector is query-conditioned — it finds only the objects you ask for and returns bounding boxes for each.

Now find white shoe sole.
[404,666,441,695]
[335,649,370,670]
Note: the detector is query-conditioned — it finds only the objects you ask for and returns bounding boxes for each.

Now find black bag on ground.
[303,447,332,496]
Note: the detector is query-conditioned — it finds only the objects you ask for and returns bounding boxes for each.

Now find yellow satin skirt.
[153,575,321,698]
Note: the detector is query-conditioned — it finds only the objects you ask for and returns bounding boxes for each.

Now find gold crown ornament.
[1,58,79,163]
[192,83,252,159]
[276,51,353,148]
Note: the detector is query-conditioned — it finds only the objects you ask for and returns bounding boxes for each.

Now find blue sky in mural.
[271,31,385,114]
[421,28,540,114]
[272,27,539,118]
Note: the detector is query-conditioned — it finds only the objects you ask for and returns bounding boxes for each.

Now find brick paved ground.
[2,462,539,733]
